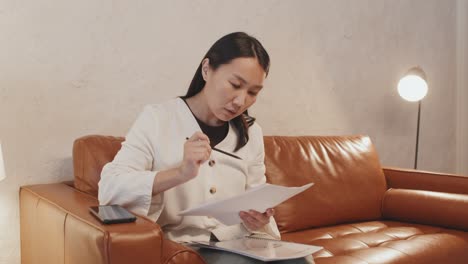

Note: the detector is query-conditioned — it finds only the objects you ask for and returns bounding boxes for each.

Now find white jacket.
[98,97,280,242]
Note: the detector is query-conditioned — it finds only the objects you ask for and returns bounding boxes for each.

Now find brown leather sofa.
[20,135,468,263]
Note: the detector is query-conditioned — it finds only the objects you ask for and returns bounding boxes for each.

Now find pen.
[185,137,242,160]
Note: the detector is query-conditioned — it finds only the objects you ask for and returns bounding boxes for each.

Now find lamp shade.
[397,66,428,102]
[0,142,5,181]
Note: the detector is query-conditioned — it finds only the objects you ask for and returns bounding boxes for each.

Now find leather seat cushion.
[282,220,468,264]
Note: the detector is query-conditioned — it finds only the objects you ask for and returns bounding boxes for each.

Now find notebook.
[189,236,322,262]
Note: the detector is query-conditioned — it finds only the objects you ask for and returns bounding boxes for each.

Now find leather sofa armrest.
[382,188,468,231]
[20,183,205,264]
[161,239,206,264]
[383,167,468,195]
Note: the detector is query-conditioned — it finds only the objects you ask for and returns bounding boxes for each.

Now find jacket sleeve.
[98,105,164,219]
[245,124,281,240]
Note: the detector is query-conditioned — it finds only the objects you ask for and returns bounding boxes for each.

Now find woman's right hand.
[178,131,212,182]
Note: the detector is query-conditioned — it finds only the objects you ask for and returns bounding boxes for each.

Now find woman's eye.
[248,91,258,96]
[230,82,241,89]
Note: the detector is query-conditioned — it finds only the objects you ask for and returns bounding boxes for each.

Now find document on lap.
[190,237,322,262]
[178,183,314,225]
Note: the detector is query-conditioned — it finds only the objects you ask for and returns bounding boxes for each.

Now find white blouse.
[98,98,280,242]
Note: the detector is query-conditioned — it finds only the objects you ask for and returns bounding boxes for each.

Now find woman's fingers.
[189,149,211,164]
[239,209,272,230]
[248,210,270,225]
[188,131,210,144]
[186,132,212,157]
[188,145,211,157]
[266,208,275,217]
[240,212,261,230]
[184,132,211,163]
[188,140,212,152]
[180,131,211,181]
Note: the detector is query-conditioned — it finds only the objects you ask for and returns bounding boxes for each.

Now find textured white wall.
[0,1,459,263]
[457,0,468,175]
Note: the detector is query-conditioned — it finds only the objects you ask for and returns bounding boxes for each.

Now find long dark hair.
[183,32,270,151]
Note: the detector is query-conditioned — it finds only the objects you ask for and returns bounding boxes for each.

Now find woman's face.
[202,57,265,122]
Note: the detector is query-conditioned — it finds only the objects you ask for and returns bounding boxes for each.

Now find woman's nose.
[233,91,246,107]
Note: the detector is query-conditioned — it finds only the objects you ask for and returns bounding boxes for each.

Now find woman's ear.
[201,58,210,81]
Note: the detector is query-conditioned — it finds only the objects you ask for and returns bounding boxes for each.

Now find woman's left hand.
[239,208,275,231]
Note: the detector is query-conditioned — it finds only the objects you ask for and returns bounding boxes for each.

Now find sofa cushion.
[73,135,124,197]
[264,135,387,233]
[281,220,468,264]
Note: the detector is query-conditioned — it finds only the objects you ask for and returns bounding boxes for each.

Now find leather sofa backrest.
[73,135,124,197]
[263,135,387,233]
[73,135,387,233]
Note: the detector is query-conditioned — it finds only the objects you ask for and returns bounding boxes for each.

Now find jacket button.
[209,187,217,194]
[208,160,216,167]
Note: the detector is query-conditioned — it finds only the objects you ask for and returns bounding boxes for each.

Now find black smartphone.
[89,205,137,224]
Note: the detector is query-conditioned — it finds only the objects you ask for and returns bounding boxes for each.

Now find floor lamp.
[397,66,428,170]
[0,141,5,182]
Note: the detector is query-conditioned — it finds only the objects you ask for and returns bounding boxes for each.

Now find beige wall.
[457,0,468,175]
[0,1,460,263]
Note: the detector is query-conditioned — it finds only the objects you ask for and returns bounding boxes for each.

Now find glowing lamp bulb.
[397,69,428,102]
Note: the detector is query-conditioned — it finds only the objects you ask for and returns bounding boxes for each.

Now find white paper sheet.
[190,237,322,262]
[178,183,314,225]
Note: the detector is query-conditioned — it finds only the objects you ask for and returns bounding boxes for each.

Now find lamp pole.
[414,101,421,170]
